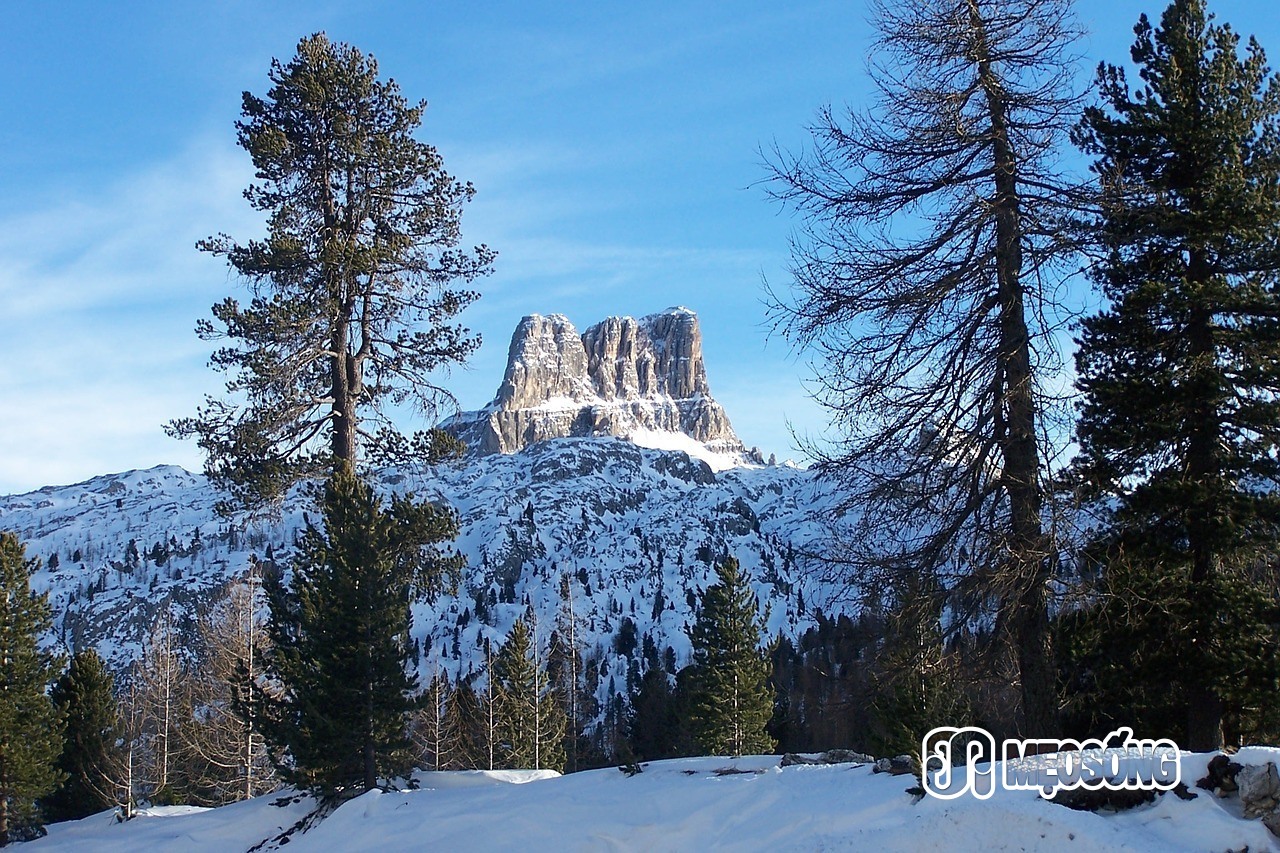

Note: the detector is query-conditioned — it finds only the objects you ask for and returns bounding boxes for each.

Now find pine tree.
[1072,0,1280,750]
[45,649,123,822]
[866,573,972,758]
[167,32,493,511]
[491,618,565,772]
[687,558,776,757]
[262,466,464,798]
[546,628,587,772]
[444,679,485,771]
[1057,548,1280,746]
[0,532,64,845]
[492,624,537,770]
[627,668,687,761]
[549,573,586,772]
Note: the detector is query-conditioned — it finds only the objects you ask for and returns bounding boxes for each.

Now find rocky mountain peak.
[494,314,595,409]
[581,308,710,401]
[448,308,757,464]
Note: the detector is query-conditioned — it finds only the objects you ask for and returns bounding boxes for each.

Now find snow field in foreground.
[31,749,1280,852]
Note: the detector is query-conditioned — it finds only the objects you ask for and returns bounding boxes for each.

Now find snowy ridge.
[627,428,747,472]
[0,439,832,715]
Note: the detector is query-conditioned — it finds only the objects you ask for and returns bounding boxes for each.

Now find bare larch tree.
[766,0,1087,735]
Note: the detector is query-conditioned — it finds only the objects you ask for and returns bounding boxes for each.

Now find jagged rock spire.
[448,308,752,460]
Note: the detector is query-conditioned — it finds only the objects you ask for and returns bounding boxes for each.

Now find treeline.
[0,533,278,844]
[0,522,785,842]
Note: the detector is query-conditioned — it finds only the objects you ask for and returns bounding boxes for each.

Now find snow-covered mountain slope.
[0,438,830,704]
[31,750,1280,852]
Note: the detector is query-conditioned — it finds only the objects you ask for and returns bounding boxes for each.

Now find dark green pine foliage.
[866,573,972,759]
[491,618,565,772]
[262,467,464,798]
[0,532,63,846]
[168,32,493,512]
[443,680,484,771]
[1057,550,1280,746]
[687,558,776,757]
[627,667,692,761]
[1072,0,1280,750]
[549,572,589,773]
[546,628,586,772]
[45,650,123,823]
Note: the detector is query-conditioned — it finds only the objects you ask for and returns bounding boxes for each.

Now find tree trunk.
[321,149,357,469]
[364,739,376,793]
[1184,268,1224,751]
[970,0,1055,737]
[0,760,9,847]
[331,322,356,465]
[1186,682,1224,752]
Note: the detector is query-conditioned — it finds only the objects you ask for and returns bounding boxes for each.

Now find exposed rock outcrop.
[780,750,875,768]
[1239,762,1280,819]
[493,314,595,409]
[447,308,756,463]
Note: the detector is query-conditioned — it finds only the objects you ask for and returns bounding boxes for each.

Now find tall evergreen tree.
[491,618,565,772]
[627,667,690,761]
[45,649,123,822]
[262,466,464,798]
[1057,548,1280,746]
[1072,0,1280,750]
[866,574,973,757]
[167,32,493,511]
[444,679,485,771]
[687,558,775,757]
[0,532,63,845]
[549,573,587,772]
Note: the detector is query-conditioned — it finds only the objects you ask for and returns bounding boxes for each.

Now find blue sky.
[1,0,1275,493]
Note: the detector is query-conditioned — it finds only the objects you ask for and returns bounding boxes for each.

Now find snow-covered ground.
[30,750,1280,852]
[628,428,749,472]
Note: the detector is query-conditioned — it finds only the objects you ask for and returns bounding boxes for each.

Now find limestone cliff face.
[493,314,595,409]
[447,308,754,462]
[581,310,711,401]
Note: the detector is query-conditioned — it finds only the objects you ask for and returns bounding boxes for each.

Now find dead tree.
[766,0,1089,736]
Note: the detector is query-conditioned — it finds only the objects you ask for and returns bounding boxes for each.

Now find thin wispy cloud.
[0,138,258,493]
[0,128,820,495]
